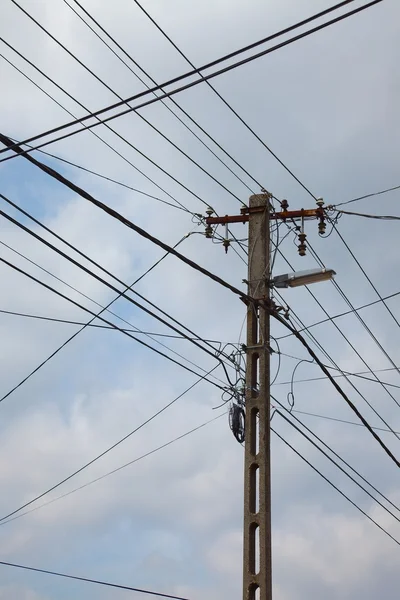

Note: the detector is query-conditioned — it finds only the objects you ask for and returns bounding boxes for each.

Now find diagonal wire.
[0,412,225,527]
[0,365,221,524]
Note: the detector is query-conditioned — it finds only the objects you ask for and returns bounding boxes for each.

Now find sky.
[0,0,399,598]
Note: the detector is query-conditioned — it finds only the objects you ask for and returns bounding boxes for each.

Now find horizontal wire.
[0,308,224,343]
[289,407,400,436]
[335,208,400,220]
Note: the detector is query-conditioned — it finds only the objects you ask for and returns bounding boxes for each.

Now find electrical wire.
[275,288,400,341]
[0,0,384,160]
[0,192,240,374]
[272,427,400,546]
[0,40,192,215]
[271,307,400,467]
[305,240,400,405]
[63,0,259,195]
[289,408,400,436]
[274,401,400,516]
[0,559,190,599]
[273,364,400,391]
[0,143,251,302]
[334,208,400,220]
[0,254,227,398]
[0,413,225,527]
[274,247,400,433]
[0,307,224,343]
[0,31,235,217]
[335,184,400,206]
[274,289,400,442]
[0,365,221,524]
[325,222,400,337]
[0,238,230,385]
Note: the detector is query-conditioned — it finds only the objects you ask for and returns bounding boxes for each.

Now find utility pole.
[204,194,328,600]
[242,193,272,600]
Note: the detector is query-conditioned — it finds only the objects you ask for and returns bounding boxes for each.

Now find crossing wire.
[0,0,384,160]
[63,0,258,194]
[0,238,230,387]
[275,245,400,427]
[274,287,400,443]
[0,38,193,215]
[0,137,251,302]
[275,288,400,341]
[0,254,227,398]
[0,190,239,371]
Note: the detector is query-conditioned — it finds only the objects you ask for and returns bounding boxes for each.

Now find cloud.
[0,1,399,599]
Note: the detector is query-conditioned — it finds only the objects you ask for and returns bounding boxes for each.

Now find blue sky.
[0,1,400,599]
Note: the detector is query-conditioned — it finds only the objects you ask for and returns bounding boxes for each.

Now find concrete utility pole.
[242,193,272,600]
[204,194,329,600]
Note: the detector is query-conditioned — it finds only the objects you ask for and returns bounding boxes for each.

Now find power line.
[63,0,259,195]
[0,39,192,215]
[1,413,225,527]
[335,208,400,220]
[0,559,190,599]
[0,365,220,524]
[274,364,400,391]
[0,0,384,160]
[329,225,400,335]
[0,254,227,405]
[335,184,400,206]
[0,307,223,343]
[288,407,400,436]
[274,401,400,517]
[306,241,400,393]
[0,141,251,302]
[274,288,400,442]
[1,35,230,215]
[275,288,400,341]
[271,308,400,467]
[275,245,400,430]
[0,192,238,372]
[272,425,400,546]
[0,238,230,386]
